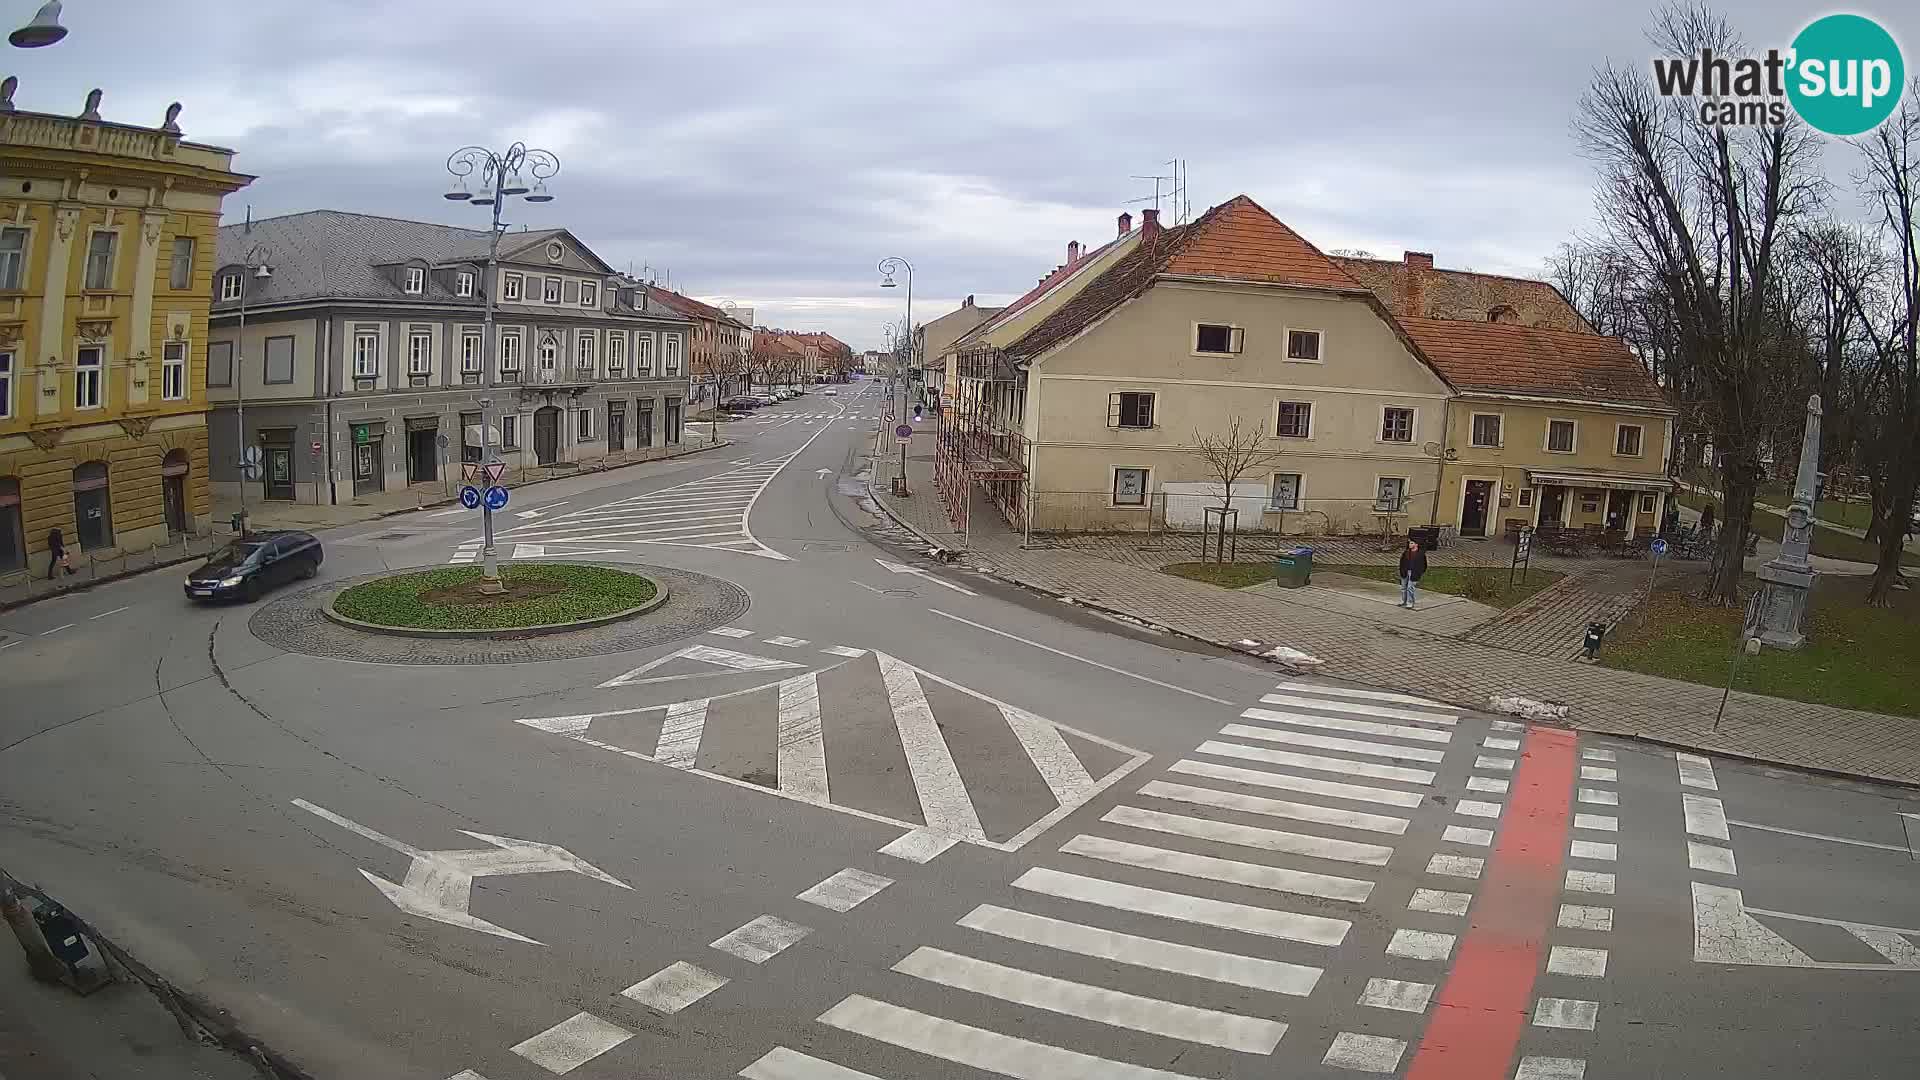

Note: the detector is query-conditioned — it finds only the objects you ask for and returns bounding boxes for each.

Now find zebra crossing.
[451,456,797,562]
[513,639,1149,852]
[737,679,1510,1079]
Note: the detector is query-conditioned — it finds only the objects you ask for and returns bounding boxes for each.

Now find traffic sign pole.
[477,396,503,595]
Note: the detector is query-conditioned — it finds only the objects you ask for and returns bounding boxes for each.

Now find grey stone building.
[207,211,694,505]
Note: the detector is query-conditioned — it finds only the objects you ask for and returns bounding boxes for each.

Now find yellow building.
[0,80,253,576]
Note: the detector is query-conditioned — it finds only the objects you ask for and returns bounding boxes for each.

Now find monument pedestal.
[1754,561,1815,650]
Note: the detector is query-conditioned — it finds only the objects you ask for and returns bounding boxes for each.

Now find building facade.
[1,82,253,576]
[207,212,693,505]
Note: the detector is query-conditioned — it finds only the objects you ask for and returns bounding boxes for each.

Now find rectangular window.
[207,341,233,387]
[1518,487,1534,508]
[499,330,522,374]
[461,332,483,375]
[1107,391,1154,429]
[408,331,432,376]
[0,227,25,290]
[607,332,626,376]
[1275,401,1312,438]
[1381,406,1415,443]
[501,414,518,448]
[0,351,14,418]
[1470,413,1502,448]
[542,277,561,304]
[1112,467,1149,507]
[169,236,195,291]
[664,334,683,375]
[1615,424,1644,456]
[580,281,598,308]
[1375,477,1408,512]
[83,231,118,291]
[75,346,103,408]
[1195,323,1241,354]
[264,335,294,384]
[1270,472,1301,511]
[353,332,380,378]
[1285,329,1322,361]
[161,341,187,400]
[635,334,655,376]
[456,272,474,298]
[577,407,593,440]
[1640,493,1657,513]
[220,273,242,302]
[1547,418,1577,453]
[576,331,596,374]
[404,267,424,294]
[502,273,523,302]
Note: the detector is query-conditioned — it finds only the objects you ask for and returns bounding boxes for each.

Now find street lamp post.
[233,248,272,536]
[8,0,66,47]
[879,257,913,493]
[444,141,559,595]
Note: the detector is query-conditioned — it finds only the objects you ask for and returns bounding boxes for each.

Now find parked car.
[184,531,323,602]
[822,388,839,396]
[723,396,760,412]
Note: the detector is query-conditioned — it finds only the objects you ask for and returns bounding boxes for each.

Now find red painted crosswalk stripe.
[1404,726,1577,1080]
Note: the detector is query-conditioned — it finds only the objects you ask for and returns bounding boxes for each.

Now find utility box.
[1273,547,1314,588]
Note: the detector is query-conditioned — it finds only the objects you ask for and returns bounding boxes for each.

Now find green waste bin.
[1272,546,1313,588]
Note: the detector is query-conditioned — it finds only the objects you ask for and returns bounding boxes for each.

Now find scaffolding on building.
[935,345,1029,540]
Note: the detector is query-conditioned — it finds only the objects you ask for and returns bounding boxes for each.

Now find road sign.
[436,433,449,450]
[241,445,262,466]
[484,461,507,485]
[885,412,895,423]
[292,799,629,944]
[241,464,263,481]
[459,485,482,510]
[310,439,322,455]
[1651,537,1669,557]
[461,461,480,483]
[484,485,510,511]
[895,424,913,440]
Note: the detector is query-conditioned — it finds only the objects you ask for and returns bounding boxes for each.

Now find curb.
[0,545,215,614]
[320,573,670,640]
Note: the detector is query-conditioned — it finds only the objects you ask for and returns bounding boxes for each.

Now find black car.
[184,531,324,602]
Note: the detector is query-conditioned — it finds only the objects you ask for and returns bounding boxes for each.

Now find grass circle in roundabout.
[328,563,661,634]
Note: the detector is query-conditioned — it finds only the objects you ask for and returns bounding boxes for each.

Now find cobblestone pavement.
[872,445,1920,787]
[1466,563,1650,660]
[247,563,749,665]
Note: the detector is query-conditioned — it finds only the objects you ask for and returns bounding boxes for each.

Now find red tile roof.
[1334,256,1591,332]
[1396,317,1670,410]
[1007,195,1366,360]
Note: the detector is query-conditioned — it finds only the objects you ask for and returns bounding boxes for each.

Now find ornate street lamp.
[9,1,66,48]
[232,248,272,535]
[442,142,560,594]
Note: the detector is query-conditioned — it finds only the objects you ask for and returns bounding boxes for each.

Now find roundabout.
[323,563,666,638]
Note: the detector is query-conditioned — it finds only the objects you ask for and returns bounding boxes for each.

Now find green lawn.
[1674,488,1918,567]
[1598,570,1920,718]
[333,564,657,630]
[1162,561,1563,609]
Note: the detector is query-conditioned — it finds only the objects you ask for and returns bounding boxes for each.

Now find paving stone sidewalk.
[872,444,1920,787]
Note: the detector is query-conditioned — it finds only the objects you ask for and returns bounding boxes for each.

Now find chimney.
[964,293,974,308]
[1117,211,1132,237]
[1140,208,1160,240]
[1403,251,1433,317]
[1067,240,1081,264]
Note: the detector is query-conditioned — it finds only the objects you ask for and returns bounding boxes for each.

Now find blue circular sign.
[1651,538,1669,557]
[459,485,481,509]
[484,485,510,511]
[896,424,913,439]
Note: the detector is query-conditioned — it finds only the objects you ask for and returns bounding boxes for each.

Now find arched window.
[0,476,23,573]
[71,460,113,550]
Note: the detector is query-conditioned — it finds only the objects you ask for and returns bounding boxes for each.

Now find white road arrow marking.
[427,505,471,518]
[816,468,832,477]
[875,558,977,596]
[292,799,629,945]
[515,501,567,519]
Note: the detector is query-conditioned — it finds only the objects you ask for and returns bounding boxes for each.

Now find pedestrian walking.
[1699,502,1716,537]
[45,528,75,579]
[1398,538,1427,610]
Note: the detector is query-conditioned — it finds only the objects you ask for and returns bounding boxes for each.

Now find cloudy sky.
[9,0,1911,349]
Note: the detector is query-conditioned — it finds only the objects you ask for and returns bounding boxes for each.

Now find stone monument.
[1753,394,1822,650]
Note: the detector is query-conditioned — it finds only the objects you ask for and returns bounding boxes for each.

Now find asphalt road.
[1,378,1915,1080]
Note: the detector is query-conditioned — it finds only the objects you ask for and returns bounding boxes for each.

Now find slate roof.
[1396,317,1670,411]
[1006,195,1366,360]
[1334,256,1591,333]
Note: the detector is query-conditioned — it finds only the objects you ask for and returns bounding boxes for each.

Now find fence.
[1023,491,1439,544]
[0,529,225,608]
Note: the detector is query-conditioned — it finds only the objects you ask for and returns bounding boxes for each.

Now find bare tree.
[1573,1,1824,602]
[1192,417,1288,561]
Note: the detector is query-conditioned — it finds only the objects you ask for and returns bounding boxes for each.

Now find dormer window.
[580,281,598,308]
[456,271,475,298]
[404,266,425,295]
[219,272,243,302]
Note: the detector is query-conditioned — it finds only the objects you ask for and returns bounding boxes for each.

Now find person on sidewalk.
[1398,538,1427,609]
[45,528,76,579]
[1699,502,1716,538]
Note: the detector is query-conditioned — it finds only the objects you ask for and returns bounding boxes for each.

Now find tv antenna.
[1126,159,1191,224]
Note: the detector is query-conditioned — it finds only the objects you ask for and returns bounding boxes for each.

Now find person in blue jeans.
[1398,538,1427,609]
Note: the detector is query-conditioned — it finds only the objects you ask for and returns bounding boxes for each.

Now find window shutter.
[1108,394,1122,427]
[1229,326,1245,354]
[1140,394,1153,427]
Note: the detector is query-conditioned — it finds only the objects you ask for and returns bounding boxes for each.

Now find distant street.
[2,378,1915,1080]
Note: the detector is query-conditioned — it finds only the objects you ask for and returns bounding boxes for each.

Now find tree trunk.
[1705,462,1759,604]
[1865,484,1914,606]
